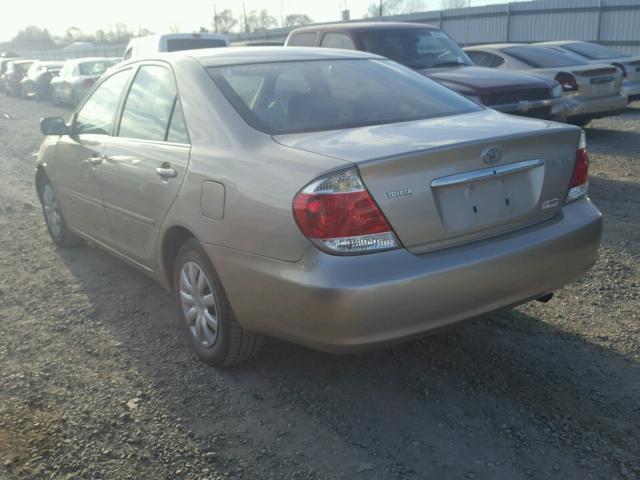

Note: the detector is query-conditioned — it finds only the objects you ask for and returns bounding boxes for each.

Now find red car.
[285,22,565,120]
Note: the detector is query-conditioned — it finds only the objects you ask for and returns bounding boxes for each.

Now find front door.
[52,68,132,242]
[100,64,190,268]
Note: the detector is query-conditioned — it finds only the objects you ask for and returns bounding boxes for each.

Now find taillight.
[293,168,398,254]
[555,72,578,92]
[612,62,627,78]
[566,131,589,203]
[82,78,95,88]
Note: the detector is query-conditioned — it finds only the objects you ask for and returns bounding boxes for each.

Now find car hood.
[421,66,555,94]
[273,109,567,163]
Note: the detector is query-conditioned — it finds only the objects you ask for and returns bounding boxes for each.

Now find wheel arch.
[161,224,198,291]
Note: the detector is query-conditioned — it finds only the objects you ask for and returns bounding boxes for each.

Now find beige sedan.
[36,47,602,366]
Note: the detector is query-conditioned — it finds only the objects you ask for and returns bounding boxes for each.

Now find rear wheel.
[173,239,263,367]
[38,176,83,247]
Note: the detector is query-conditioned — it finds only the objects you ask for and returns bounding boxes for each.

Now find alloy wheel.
[179,261,219,348]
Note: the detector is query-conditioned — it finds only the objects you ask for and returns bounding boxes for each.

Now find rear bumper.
[204,197,602,353]
[564,92,629,118]
[621,80,640,101]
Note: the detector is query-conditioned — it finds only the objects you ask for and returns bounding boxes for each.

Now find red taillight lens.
[293,169,397,254]
[555,72,578,92]
[566,131,589,203]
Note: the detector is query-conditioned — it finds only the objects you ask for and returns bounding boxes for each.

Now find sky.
[0,0,512,42]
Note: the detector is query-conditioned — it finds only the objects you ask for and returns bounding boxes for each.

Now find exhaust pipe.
[536,293,554,303]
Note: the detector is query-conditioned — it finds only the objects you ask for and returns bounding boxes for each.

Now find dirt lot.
[0,95,639,480]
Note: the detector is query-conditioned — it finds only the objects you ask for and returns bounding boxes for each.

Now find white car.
[465,44,629,126]
[537,41,640,102]
[123,33,229,60]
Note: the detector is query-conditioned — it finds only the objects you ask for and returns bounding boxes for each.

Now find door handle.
[156,167,177,179]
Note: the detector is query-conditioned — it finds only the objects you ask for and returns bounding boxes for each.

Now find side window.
[320,33,355,50]
[75,69,131,135]
[467,51,490,66]
[166,100,189,144]
[123,48,132,60]
[490,54,505,67]
[118,65,177,141]
[288,32,316,47]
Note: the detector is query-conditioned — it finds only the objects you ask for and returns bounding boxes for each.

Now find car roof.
[465,43,524,51]
[289,21,437,33]
[173,46,382,67]
[536,41,582,47]
[9,59,35,65]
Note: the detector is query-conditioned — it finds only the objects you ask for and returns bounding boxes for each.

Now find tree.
[212,9,238,33]
[365,0,427,17]
[284,13,313,27]
[440,0,467,8]
[244,9,278,32]
[10,25,56,49]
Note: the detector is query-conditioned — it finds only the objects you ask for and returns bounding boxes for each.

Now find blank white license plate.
[592,82,613,96]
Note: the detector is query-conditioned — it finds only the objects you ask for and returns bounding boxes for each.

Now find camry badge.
[481,146,502,165]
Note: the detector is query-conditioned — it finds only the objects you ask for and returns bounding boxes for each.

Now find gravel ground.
[0,95,639,480]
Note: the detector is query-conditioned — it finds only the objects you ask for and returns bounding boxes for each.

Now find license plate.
[592,82,613,97]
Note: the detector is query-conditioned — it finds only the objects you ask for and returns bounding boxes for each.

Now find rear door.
[99,63,190,269]
[52,68,132,241]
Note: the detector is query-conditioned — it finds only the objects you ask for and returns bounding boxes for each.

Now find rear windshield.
[562,42,627,60]
[79,60,117,76]
[504,46,586,68]
[358,28,472,69]
[208,59,480,135]
[166,38,227,52]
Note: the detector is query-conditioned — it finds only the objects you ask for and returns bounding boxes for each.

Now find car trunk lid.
[275,110,581,253]
[572,65,622,98]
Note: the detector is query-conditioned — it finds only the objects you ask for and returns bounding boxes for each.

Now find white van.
[123,33,229,60]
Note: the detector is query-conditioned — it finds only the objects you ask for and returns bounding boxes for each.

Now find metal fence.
[11,0,640,61]
[229,0,640,55]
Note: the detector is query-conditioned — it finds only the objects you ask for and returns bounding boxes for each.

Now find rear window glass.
[287,32,316,47]
[504,46,586,68]
[208,59,480,135]
[166,38,227,52]
[562,42,627,60]
[79,60,117,76]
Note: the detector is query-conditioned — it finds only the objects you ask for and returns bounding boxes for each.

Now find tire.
[37,176,83,247]
[173,239,263,367]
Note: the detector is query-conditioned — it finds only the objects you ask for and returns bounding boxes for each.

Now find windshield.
[209,59,480,135]
[357,28,472,69]
[504,46,586,68]
[166,38,227,52]
[79,60,117,76]
[562,42,627,60]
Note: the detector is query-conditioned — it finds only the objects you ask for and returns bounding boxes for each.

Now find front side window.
[320,33,355,50]
[562,42,627,60]
[209,59,480,135]
[75,69,131,135]
[358,28,472,69]
[504,46,586,68]
[118,65,177,141]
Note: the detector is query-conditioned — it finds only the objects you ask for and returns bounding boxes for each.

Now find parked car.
[20,61,64,100]
[50,57,120,105]
[0,54,21,92]
[464,44,628,126]
[285,22,565,120]
[1,59,35,96]
[536,41,640,101]
[123,33,229,60]
[36,48,602,366]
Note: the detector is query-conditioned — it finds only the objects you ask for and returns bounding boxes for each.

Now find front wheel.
[38,176,83,247]
[173,239,263,367]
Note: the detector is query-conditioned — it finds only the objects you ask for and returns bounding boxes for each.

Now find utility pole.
[379,0,383,17]
[213,0,218,33]
[243,2,249,32]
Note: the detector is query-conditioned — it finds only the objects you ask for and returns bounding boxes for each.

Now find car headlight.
[551,84,563,98]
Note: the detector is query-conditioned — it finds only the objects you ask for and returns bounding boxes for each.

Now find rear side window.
[209,59,480,135]
[287,32,316,47]
[562,42,627,60]
[467,51,504,68]
[504,46,586,68]
[118,65,177,141]
[166,100,189,144]
[75,69,131,135]
[320,33,355,50]
[166,38,226,52]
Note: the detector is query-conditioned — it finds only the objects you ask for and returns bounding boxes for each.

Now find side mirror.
[40,116,69,136]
